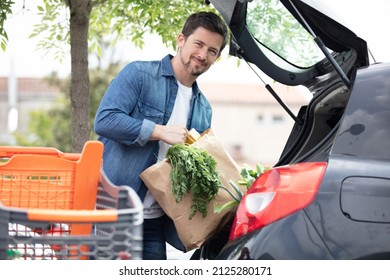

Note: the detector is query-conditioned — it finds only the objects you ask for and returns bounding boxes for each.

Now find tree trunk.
[69,0,92,152]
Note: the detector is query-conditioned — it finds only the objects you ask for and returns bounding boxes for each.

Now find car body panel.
[304,64,390,259]
[332,63,390,160]
[306,157,390,259]
[216,211,334,260]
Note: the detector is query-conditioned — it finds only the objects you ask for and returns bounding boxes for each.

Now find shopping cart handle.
[26,209,119,222]
[0,146,81,161]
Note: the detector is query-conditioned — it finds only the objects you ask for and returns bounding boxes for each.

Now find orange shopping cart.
[0,141,143,260]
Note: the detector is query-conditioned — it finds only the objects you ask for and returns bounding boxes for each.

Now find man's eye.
[209,50,218,56]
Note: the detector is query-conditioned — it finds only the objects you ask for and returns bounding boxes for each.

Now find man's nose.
[198,47,208,61]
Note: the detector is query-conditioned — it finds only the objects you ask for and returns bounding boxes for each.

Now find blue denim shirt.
[94,54,212,201]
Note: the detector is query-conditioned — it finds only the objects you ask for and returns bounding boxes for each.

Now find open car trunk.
[209,0,369,167]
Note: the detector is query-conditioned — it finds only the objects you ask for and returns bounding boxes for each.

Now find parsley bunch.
[166,143,222,219]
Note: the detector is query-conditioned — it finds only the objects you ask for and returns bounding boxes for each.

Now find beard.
[190,67,204,77]
[179,51,209,77]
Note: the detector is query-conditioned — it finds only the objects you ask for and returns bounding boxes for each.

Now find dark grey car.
[194,0,390,260]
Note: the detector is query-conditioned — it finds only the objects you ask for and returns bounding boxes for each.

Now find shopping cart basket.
[0,141,143,260]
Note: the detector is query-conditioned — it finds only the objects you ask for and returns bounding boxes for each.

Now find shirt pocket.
[134,100,164,124]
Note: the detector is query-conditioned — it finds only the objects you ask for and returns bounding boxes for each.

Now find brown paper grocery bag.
[140,129,244,251]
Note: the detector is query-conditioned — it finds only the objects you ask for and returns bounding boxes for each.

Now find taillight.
[229,162,327,241]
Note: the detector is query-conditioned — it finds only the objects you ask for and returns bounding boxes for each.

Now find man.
[94,11,228,260]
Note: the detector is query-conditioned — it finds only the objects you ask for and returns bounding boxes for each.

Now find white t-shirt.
[143,81,193,219]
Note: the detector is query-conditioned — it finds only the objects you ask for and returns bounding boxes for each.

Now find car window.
[246,0,325,68]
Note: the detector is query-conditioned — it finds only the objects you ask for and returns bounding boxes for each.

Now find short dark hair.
[181,11,228,54]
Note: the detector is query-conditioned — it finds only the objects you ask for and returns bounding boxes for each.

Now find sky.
[0,0,389,84]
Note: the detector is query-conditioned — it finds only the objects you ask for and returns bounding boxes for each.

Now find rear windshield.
[246,0,325,68]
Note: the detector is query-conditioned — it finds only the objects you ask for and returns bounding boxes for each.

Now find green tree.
[0,0,13,51]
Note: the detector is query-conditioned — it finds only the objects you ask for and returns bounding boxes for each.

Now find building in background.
[0,76,308,167]
[0,77,60,144]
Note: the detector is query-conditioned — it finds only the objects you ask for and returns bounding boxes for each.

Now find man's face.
[177,27,224,77]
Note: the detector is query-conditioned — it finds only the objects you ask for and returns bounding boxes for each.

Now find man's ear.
[177,33,185,48]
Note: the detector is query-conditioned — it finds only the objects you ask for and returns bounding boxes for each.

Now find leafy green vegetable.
[166,143,222,219]
[214,162,269,213]
[238,162,269,189]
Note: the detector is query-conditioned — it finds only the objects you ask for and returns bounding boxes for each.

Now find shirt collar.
[161,54,175,77]
[161,54,201,97]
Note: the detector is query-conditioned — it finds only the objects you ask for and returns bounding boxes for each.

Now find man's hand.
[150,124,188,145]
